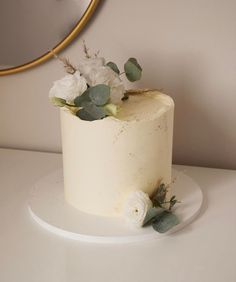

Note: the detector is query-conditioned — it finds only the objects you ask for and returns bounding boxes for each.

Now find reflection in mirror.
[0,0,93,70]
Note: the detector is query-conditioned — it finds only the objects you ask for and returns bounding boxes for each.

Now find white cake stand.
[28,168,203,244]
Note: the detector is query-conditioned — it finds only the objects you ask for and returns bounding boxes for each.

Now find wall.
[1,0,236,169]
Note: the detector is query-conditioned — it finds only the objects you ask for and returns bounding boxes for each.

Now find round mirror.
[0,0,100,75]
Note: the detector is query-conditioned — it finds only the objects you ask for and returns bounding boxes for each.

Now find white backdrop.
[1,0,236,169]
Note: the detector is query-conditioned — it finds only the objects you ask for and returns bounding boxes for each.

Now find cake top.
[49,43,174,123]
[117,92,174,122]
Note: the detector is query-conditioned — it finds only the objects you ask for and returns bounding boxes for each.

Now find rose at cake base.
[60,91,174,217]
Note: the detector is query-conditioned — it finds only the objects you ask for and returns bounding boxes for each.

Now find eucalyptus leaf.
[76,102,106,121]
[74,90,91,107]
[124,57,142,82]
[170,195,176,201]
[88,84,110,106]
[143,207,164,226]
[152,211,180,233]
[76,108,94,121]
[106,62,120,74]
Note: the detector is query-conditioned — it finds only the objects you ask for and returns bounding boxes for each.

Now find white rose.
[123,191,153,228]
[49,71,87,103]
[85,66,125,104]
[78,57,105,77]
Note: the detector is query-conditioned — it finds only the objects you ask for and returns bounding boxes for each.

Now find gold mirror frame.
[0,0,100,76]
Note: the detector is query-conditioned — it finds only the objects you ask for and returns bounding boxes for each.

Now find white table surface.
[0,148,236,282]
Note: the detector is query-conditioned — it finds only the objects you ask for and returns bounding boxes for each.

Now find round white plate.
[28,168,203,244]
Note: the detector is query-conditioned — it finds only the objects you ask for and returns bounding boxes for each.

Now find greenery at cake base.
[123,182,180,233]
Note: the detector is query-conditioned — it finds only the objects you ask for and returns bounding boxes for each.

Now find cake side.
[60,91,174,217]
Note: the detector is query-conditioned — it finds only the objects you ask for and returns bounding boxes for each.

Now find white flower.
[86,66,125,104]
[78,57,105,77]
[78,57,125,104]
[123,191,153,228]
[49,71,87,103]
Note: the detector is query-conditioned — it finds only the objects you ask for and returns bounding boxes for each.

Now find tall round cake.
[60,91,174,217]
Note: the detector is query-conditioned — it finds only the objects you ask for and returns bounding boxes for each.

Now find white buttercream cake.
[60,91,174,217]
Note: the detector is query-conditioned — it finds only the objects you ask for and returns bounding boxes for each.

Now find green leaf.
[106,62,120,74]
[152,183,168,208]
[88,84,110,106]
[76,102,106,121]
[76,109,94,121]
[50,97,66,107]
[143,207,164,226]
[124,57,142,82]
[103,103,118,116]
[74,90,91,107]
[170,195,176,201]
[152,211,180,233]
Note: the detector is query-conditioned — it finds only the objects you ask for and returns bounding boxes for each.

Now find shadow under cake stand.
[28,168,203,244]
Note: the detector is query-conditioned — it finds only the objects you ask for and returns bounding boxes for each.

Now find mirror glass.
[0,0,98,72]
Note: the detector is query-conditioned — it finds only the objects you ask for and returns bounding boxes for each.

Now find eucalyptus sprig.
[151,183,180,211]
[143,183,180,233]
[106,57,143,83]
[74,84,118,121]
[50,84,119,121]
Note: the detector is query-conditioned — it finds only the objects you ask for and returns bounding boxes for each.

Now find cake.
[60,91,174,217]
[49,47,179,232]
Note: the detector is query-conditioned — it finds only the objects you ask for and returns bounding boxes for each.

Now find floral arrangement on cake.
[49,43,180,233]
[49,42,144,121]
